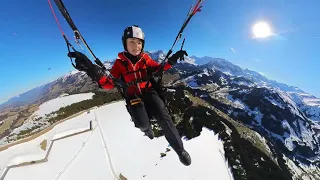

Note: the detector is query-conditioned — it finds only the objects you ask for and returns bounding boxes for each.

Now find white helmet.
[122,25,145,51]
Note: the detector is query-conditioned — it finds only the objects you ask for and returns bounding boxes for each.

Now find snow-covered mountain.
[188,55,306,92]
[2,51,319,130]
[0,61,113,111]
[183,54,320,123]
[145,50,166,62]
[163,55,320,179]
[1,50,319,179]
[145,50,196,65]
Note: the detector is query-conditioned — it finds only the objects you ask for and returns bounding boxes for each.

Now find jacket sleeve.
[145,55,172,71]
[97,59,122,90]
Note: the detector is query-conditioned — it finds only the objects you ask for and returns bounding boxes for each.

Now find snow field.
[1,100,233,180]
[35,92,95,118]
[95,101,233,180]
[0,109,95,179]
[5,132,92,180]
[3,92,95,144]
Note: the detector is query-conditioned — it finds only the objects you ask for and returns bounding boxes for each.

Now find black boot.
[177,150,191,166]
[144,128,154,140]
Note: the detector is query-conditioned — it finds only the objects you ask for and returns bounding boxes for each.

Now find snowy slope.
[0,110,94,178]
[180,56,197,65]
[35,92,94,118]
[0,93,95,146]
[146,50,166,63]
[95,102,233,180]
[180,56,320,125]
[169,60,319,178]
[0,101,233,180]
[288,92,320,121]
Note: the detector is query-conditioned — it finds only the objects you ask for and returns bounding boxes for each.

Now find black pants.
[127,91,184,154]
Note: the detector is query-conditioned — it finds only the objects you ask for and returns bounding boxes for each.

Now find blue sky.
[1,0,320,104]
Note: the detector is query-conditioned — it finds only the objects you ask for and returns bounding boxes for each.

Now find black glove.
[168,50,188,65]
[67,51,103,81]
[67,51,94,71]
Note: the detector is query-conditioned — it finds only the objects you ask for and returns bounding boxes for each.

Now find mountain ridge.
[0,50,316,111]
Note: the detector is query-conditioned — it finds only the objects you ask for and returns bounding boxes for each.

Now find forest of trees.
[48,91,123,124]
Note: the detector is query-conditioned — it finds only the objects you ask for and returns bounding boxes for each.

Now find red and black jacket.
[98,51,172,97]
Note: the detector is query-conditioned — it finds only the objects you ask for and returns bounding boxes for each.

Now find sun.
[252,21,272,38]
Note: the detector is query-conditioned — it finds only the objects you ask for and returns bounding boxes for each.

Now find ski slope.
[0,100,233,180]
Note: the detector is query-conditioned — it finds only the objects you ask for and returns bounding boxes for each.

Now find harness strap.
[117,58,151,86]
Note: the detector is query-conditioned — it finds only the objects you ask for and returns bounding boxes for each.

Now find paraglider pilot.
[67,25,191,166]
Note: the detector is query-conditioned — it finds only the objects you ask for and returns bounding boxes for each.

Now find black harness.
[118,58,166,103]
